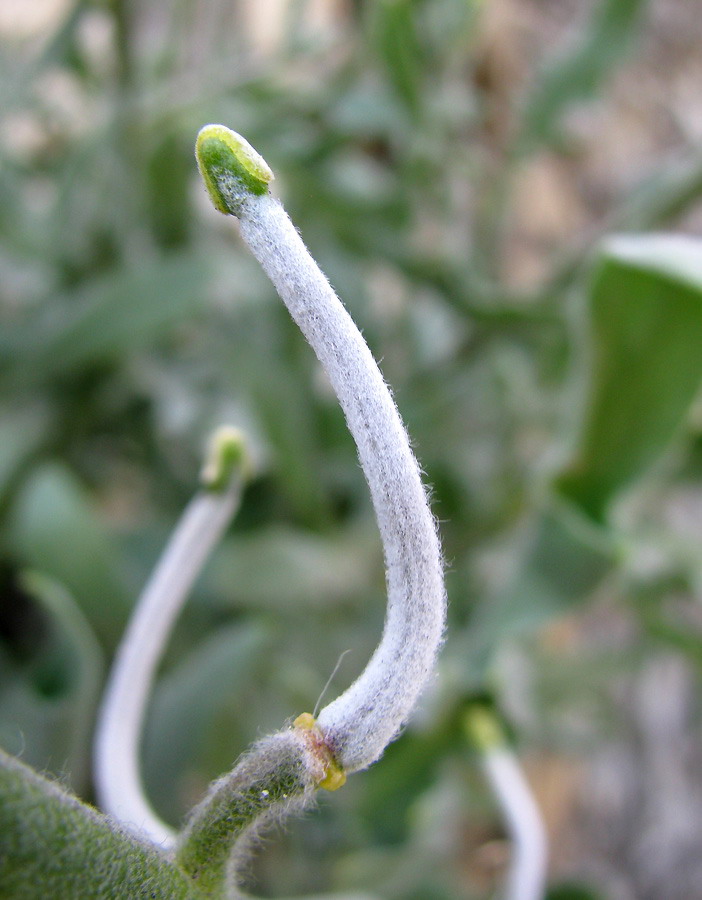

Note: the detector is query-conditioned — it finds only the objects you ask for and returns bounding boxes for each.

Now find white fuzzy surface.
[236,194,446,773]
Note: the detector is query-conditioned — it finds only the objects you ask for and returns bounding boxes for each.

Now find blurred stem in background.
[465,705,547,900]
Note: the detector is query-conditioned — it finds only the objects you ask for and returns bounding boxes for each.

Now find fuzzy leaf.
[0,749,202,899]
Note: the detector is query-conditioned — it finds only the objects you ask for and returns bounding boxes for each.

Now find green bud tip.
[463,706,505,752]
[196,124,274,215]
[200,426,251,492]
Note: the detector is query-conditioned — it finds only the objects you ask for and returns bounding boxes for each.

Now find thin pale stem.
[482,747,548,900]
[466,708,548,900]
[94,433,247,846]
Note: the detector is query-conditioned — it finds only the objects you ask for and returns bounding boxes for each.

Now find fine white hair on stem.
[466,709,548,900]
[94,427,248,846]
[196,125,446,774]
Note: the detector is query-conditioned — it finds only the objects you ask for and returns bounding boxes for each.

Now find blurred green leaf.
[517,0,649,152]
[8,463,129,647]
[371,0,425,121]
[546,884,603,900]
[143,622,270,825]
[358,707,465,845]
[253,364,336,528]
[459,500,615,684]
[0,407,50,511]
[614,153,702,232]
[7,254,207,387]
[558,234,702,522]
[0,570,102,791]
[276,894,379,900]
[146,132,193,249]
[0,0,89,114]
[205,523,381,611]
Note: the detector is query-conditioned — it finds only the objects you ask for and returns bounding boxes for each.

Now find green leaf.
[146,132,193,249]
[0,750,203,899]
[517,0,649,153]
[0,570,102,792]
[143,623,270,826]
[371,0,425,120]
[358,706,465,845]
[557,234,702,522]
[8,463,130,647]
[459,500,615,684]
[196,125,274,214]
[205,524,380,611]
[546,883,603,900]
[276,895,380,900]
[0,406,50,510]
[614,153,702,232]
[8,254,206,387]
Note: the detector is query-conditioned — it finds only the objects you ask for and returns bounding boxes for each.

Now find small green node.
[195,124,274,215]
[200,426,251,492]
[463,706,504,752]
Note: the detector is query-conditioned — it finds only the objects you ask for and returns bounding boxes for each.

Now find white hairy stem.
[94,480,243,846]
[481,747,548,900]
[234,193,446,772]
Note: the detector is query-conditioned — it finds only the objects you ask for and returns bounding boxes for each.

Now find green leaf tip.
[200,425,251,491]
[196,124,274,215]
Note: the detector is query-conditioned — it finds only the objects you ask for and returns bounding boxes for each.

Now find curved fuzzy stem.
[196,125,446,774]
[466,709,548,900]
[176,729,323,896]
[94,428,249,846]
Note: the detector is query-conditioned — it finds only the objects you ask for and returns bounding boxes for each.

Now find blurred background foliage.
[2,0,702,897]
